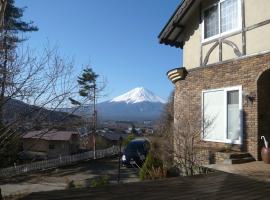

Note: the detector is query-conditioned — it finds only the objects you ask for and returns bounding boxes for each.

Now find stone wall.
[174,52,270,160]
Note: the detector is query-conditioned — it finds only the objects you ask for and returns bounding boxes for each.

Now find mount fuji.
[97,87,166,121]
[63,87,166,121]
[110,87,166,104]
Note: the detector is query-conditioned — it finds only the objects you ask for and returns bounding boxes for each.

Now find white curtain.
[203,90,225,141]
[204,5,219,38]
[221,0,239,33]
[227,90,240,141]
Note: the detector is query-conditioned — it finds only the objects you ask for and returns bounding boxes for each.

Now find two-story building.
[159,0,270,162]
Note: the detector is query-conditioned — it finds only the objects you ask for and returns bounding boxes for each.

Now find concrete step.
[229,153,253,159]
[223,157,255,165]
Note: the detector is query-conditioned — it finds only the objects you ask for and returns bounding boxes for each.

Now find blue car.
[121,138,150,167]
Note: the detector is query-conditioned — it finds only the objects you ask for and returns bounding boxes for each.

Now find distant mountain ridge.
[61,87,166,121]
[3,98,81,128]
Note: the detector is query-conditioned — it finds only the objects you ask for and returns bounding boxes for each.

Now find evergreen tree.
[77,68,98,99]
[0,0,38,125]
[77,67,98,156]
[131,124,138,135]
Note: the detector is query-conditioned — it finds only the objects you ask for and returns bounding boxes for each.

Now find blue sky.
[16,0,182,102]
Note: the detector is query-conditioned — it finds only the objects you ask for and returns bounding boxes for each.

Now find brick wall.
[174,52,270,160]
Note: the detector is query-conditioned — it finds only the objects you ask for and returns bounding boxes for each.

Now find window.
[49,144,55,149]
[203,0,241,41]
[204,5,219,39]
[227,90,240,141]
[202,86,242,144]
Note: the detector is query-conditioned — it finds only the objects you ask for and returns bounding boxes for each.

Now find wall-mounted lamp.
[244,92,256,104]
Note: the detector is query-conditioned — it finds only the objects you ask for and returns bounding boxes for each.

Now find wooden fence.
[0,146,119,178]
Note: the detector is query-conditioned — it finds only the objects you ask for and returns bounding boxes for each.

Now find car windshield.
[126,142,144,152]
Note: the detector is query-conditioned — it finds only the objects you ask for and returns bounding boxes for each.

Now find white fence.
[0,146,119,178]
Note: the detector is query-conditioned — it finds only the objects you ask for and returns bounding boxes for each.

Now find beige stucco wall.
[202,42,219,65]
[182,0,270,69]
[245,0,270,27]
[183,8,201,69]
[246,23,270,55]
[222,33,242,61]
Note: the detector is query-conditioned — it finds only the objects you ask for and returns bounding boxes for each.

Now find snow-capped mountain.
[60,87,166,121]
[110,87,166,104]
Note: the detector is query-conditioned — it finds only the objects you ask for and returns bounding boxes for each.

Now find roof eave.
[158,0,196,48]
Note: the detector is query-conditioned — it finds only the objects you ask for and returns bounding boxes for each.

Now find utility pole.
[73,67,99,157]
[117,136,123,184]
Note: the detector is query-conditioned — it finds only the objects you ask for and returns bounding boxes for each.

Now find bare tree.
[158,90,214,176]
[156,90,174,168]
[0,0,7,29]
[0,45,84,167]
[172,91,214,176]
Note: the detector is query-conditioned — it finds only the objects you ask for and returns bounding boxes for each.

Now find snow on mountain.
[110,87,166,104]
[59,87,166,121]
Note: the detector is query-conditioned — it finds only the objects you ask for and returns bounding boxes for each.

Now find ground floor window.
[49,144,55,149]
[202,86,242,144]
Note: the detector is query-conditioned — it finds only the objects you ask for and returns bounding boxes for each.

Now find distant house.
[159,0,270,162]
[23,130,79,159]
[97,131,128,144]
[80,130,128,150]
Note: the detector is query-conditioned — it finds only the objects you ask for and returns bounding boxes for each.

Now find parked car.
[121,138,150,167]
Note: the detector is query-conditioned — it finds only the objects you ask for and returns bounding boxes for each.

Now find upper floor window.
[203,0,241,41]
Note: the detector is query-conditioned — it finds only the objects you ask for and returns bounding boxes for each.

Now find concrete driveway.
[0,157,140,197]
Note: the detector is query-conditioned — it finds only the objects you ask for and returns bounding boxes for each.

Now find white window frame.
[202,0,242,43]
[201,86,243,144]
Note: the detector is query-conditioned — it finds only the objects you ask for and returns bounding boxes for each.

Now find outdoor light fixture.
[167,67,187,84]
[244,91,256,104]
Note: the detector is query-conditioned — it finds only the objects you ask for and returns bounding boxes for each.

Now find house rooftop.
[158,0,199,48]
[97,131,128,141]
[23,130,78,141]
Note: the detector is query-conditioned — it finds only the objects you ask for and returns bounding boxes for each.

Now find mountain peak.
[110,87,166,104]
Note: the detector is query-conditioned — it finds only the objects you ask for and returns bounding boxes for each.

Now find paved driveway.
[0,157,139,197]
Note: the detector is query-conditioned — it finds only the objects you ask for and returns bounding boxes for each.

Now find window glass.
[204,5,219,39]
[203,90,225,141]
[227,90,240,141]
[126,142,144,152]
[221,0,239,33]
[203,0,240,40]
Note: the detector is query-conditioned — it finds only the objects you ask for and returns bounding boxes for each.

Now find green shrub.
[91,176,109,187]
[139,151,166,180]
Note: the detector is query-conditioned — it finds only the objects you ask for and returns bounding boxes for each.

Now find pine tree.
[77,67,98,156]
[77,68,98,99]
[0,0,38,125]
